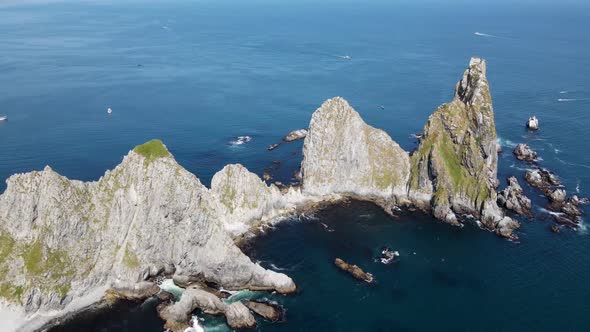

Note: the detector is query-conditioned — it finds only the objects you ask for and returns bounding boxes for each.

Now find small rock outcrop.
[513,144,538,162]
[158,287,226,331]
[527,116,539,130]
[243,300,284,322]
[283,129,308,142]
[524,169,584,225]
[524,168,560,190]
[497,177,532,215]
[267,143,280,151]
[334,258,374,283]
[226,301,257,329]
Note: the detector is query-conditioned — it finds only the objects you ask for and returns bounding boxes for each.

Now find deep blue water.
[2,0,590,331]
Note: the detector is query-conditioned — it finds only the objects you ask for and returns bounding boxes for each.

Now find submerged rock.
[243,300,284,322]
[497,176,532,215]
[513,144,538,162]
[526,116,539,130]
[283,129,308,142]
[334,258,374,283]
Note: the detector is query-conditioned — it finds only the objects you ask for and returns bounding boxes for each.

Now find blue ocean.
[1,0,590,331]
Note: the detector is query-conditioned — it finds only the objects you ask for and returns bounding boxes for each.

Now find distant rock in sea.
[526,116,539,130]
[283,129,308,142]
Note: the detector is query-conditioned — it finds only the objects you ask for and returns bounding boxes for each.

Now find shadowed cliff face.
[0,140,295,318]
[301,58,518,237]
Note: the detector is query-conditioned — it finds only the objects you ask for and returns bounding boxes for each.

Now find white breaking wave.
[497,137,517,148]
[183,316,205,332]
[474,32,499,38]
[159,279,184,299]
[576,182,581,193]
[558,98,577,102]
[229,136,252,145]
[223,289,259,304]
[538,207,564,217]
[269,263,288,271]
[559,91,569,94]
[508,164,535,172]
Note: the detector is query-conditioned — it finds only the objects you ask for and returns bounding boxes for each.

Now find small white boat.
[0,115,7,121]
[107,107,113,114]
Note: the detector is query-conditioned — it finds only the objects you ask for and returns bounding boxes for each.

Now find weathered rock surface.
[524,168,560,190]
[334,258,374,283]
[226,301,257,329]
[210,164,304,238]
[158,287,226,331]
[0,140,295,328]
[497,177,532,215]
[523,168,584,226]
[409,58,518,237]
[283,129,308,142]
[513,144,538,162]
[301,97,411,202]
[243,300,284,322]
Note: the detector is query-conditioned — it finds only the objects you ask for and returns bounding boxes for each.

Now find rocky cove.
[0,58,584,331]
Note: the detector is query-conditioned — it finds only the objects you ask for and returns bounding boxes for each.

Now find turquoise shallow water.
[2,0,590,331]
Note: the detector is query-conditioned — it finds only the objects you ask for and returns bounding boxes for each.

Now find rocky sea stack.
[0,57,520,330]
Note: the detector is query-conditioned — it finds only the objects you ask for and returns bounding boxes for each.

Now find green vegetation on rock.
[133,139,171,163]
[123,245,140,269]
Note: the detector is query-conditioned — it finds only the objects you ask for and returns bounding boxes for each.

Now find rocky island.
[0,58,523,331]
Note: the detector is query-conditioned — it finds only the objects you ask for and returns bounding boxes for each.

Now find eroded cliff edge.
[0,57,518,329]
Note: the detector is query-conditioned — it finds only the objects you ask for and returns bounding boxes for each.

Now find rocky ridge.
[0,57,522,330]
[302,58,518,238]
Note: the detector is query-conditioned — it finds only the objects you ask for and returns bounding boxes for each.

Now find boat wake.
[556,157,590,170]
[474,32,499,38]
[558,98,578,102]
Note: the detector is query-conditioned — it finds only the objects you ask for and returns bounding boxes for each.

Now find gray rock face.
[225,301,257,329]
[513,144,538,162]
[301,97,411,203]
[0,140,295,325]
[497,177,532,215]
[159,287,226,331]
[301,58,518,239]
